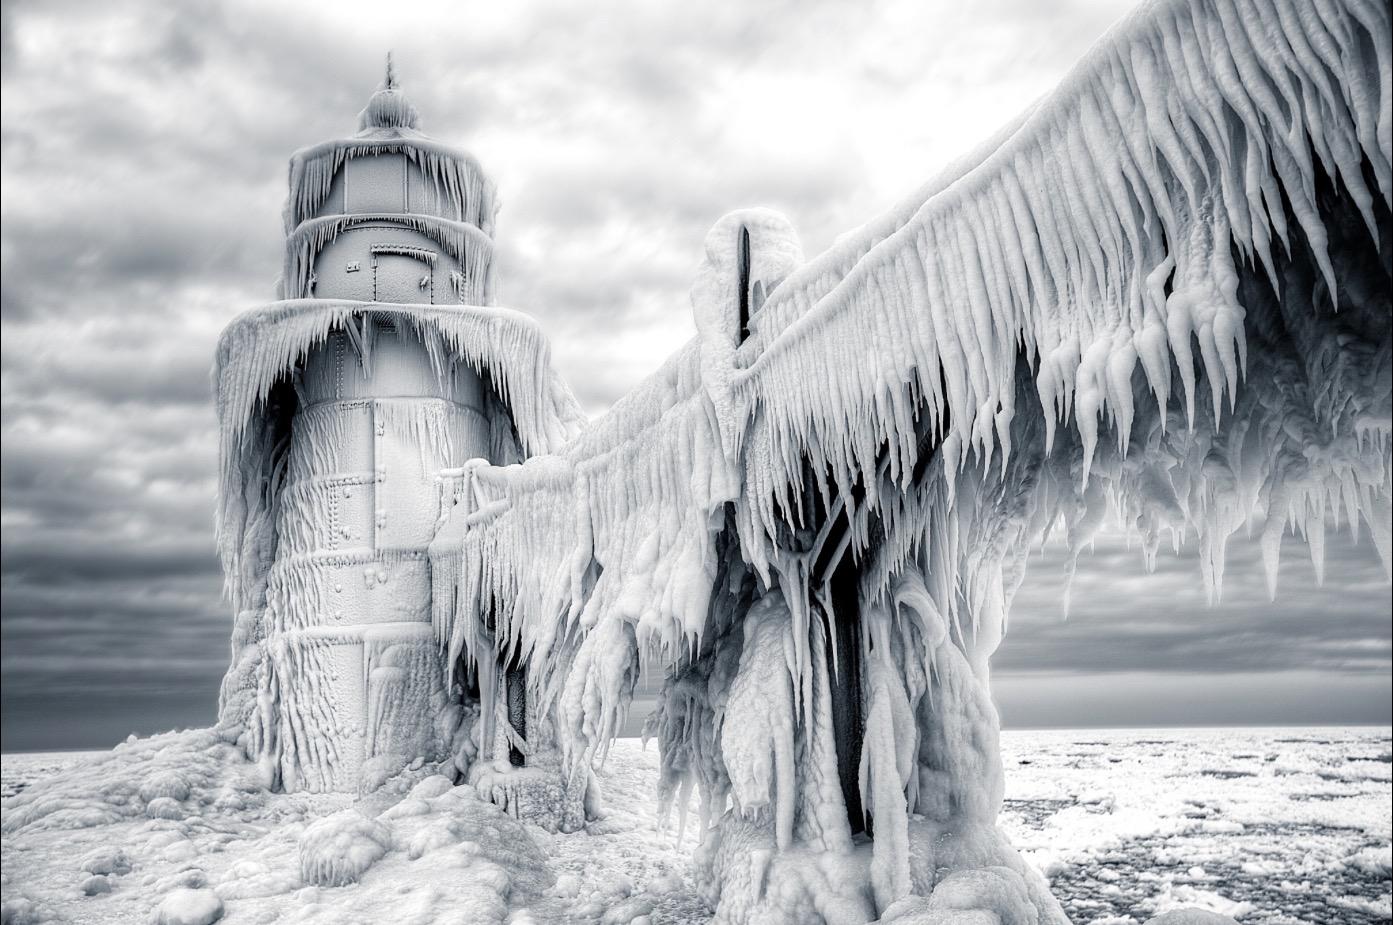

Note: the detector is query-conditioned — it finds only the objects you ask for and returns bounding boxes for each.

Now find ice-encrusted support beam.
[505,658,528,768]
[809,386,947,838]
[822,553,867,835]
[788,453,873,837]
[737,225,753,343]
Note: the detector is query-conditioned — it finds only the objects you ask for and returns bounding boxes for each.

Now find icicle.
[284,214,493,305]
[285,137,498,235]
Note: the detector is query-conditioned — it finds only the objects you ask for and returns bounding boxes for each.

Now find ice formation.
[422,0,1391,920]
[150,888,225,925]
[6,729,1385,921]
[298,809,391,886]
[201,0,1393,921]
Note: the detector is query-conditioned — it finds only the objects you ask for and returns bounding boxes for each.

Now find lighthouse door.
[371,245,437,304]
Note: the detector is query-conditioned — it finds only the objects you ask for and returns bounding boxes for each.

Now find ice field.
[2,726,1387,924]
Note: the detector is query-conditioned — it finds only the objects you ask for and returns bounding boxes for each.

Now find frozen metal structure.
[214,63,584,797]
[218,0,1390,919]
[426,0,1391,921]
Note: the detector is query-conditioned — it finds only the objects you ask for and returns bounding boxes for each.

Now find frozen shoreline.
[3,727,1388,924]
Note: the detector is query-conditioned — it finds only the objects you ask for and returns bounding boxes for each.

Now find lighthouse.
[212,62,583,794]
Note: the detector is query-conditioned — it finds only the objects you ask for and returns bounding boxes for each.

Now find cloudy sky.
[2,0,1388,751]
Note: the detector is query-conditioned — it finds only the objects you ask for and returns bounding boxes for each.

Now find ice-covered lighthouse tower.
[212,61,583,793]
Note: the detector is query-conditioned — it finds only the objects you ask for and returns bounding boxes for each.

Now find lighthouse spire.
[358,52,420,132]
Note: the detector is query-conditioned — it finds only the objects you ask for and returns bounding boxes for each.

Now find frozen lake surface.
[996,727,1391,923]
[2,727,1388,924]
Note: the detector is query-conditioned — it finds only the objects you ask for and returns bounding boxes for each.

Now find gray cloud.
[1,536,220,583]
[994,522,1392,679]
[993,671,1392,729]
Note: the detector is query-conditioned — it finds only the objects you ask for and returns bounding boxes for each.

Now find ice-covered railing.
[733,0,1391,603]
[431,341,735,766]
[448,0,1390,718]
[737,105,1037,356]
[431,0,1389,917]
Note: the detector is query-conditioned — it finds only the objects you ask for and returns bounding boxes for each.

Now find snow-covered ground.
[2,727,1388,924]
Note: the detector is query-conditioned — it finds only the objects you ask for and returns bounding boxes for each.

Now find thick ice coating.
[425,0,1390,921]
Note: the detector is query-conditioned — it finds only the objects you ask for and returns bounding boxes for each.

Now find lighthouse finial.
[358,52,420,132]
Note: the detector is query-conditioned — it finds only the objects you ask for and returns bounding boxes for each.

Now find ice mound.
[279,785,554,924]
[150,888,224,925]
[139,772,192,803]
[298,809,391,886]
[1,730,260,835]
[469,759,586,833]
[408,775,456,800]
[0,897,45,925]
[358,754,425,796]
[79,875,112,896]
[1137,882,1255,921]
[694,814,875,925]
[1142,911,1241,925]
[2,732,560,923]
[214,860,300,901]
[382,783,554,898]
[597,897,653,924]
[145,797,184,820]
[77,846,132,876]
[878,866,1038,923]
[1347,845,1392,877]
